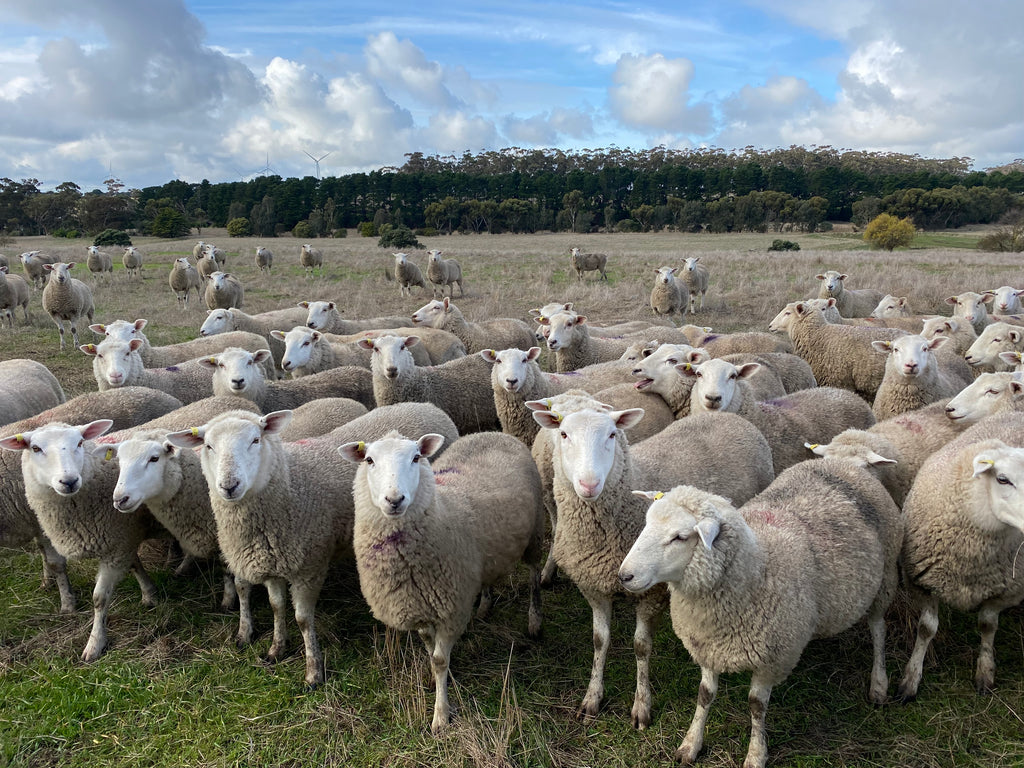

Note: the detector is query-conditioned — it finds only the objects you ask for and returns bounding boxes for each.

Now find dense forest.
[2,146,1022,241]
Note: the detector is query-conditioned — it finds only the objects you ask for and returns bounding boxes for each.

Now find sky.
[0,0,1021,192]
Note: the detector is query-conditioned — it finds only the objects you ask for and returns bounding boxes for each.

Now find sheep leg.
[37,537,75,614]
[526,562,543,638]
[743,675,774,768]
[428,628,458,734]
[866,610,889,705]
[54,317,67,350]
[220,571,238,612]
[476,587,494,619]
[235,578,255,646]
[896,593,939,702]
[82,560,128,662]
[540,501,558,587]
[676,666,718,764]
[975,601,1003,693]
[130,554,158,607]
[578,593,613,719]
[291,580,325,687]
[264,577,289,662]
[631,597,660,729]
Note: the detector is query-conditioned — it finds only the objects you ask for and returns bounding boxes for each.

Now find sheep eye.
[671,533,690,544]
[987,389,999,395]
[31,445,41,453]
[666,358,677,365]
[729,373,737,380]
[412,455,420,463]
[997,475,1013,486]
[559,431,567,440]
[252,437,260,445]
[365,457,374,466]
[149,455,159,463]
[303,341,310,347]
[204,444,213,451]
[77,440,84,449]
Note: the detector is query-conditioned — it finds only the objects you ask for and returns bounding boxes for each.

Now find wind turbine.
[303,150,331,180]
[252,153,277,178]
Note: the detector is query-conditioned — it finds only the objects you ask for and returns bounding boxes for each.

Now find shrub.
[292,220,314,239]
[227,217,252,237]
[94,229,132,247]
[358,222,377,238]
[332,228,348,238]
[415,227,438,237]
[151,208,191,238]
[863,213,916,252]
[977,230,1024,253]
[377,224,421,249]
[616,218,641,233]
[768,239,800,251]
[52,228,81,239]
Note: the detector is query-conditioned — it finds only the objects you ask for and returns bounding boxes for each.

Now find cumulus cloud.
[365,31,459,109]
[421,110,500,154]
[504,108,594,145]
[608,53,712,135]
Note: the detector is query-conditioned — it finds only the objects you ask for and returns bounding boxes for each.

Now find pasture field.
[2,227,1024,767]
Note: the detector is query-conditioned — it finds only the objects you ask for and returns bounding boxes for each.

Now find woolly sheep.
[870,335,966,419]
[203,347,376,411]
[199,306,310,368]
[0,265,30,327]
[196,250,219,283]
[82,338,218,403]
[192,240,207,261]
[327,326,466,365]
[254,246,273,274]
[425,249,464,299]
[272,326,370,376]
[619,459,902,768]
[299,299,409,335]
[339,431,544,733]
[544,310,632,371]
[816,270,884,318]
[0,359,66,427]
[362,334,497,433]
[569,246,608,281]
[870,294,913,318]
[412,297,535,354]
[204,271,244,310]
[680,257,709,313]
[964,321,1024,371]
[649,267,688,324]
[20,250,57,289]
[984,285,1024,315]
[945,291,992,335]
[202,243,227,269]
[168,257,203,310]
[588,382,676,443]
[394,252,426,296]
[279,397,368,441]
[85,245,113,282]
[920,315,977,356]
[945,372,1024,425]
[122,246,143,279]
[684,327,794,356]
[42,262,95,351]
[300,244,323,277]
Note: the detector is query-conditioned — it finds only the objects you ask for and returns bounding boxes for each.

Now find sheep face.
[200,309,234,336]
[109,436,180,513]
[871,295,910,318]
[920,317,962,344]
[945,372,1024,423]
[90,318,147,342]
[655,266,677,285]
[0,420,112,496]
[768,302,801,333]
[683,257,700,272]
[278,326,321,372]
[427,249,442,264]
[481,346,543,393]
[410,299,447,328]
[208,347,270,396]
[81,337,144,388]
[366,335,418,380]
[965,323,1024,370]
[302,300,334,329]
[946,292,989,328]
[971,444,1024,534]
[43,261,75,284]
[339,433,444,516]
[873,334,945,378]
[688,358,761,413]
[816,270,847,297]
[631,343,701,394]
[987,286,1024,315]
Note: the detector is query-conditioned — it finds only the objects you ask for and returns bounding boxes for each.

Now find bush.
[415,227,438,237]
[52,228,81,239]
[332,228,348,238]
[292,221,314,239]
[977,230,1024,252]
[93,229,132,247]
[358,222,377,238]
[768,239,800,251]
[151,208,191,238]
[616,218,641,233]
[377,224,421,249]
[226,217,252,237]
[863,213,916,252]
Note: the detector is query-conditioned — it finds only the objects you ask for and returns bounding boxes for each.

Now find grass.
[2,226,1024,767]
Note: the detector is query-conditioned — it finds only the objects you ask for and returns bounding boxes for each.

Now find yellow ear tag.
[653,492,664,500]
[190,427,200,437]
[683,363,692,371]
[105,448,114,462]
[538,316,547,323]
[807,443,819,450]
[14,433,24,444]
[357,441,365,452]
[978,458,995,466]
[554,412,563,423]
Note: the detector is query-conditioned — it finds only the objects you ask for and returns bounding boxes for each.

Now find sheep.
[339,430,544,733]
[0,359,66,427]
[896,412,1024,701]
[618,457,902,768]
[964,321,1024,372]
[769,300,908,401]
[299,300,409,335]
[204,271,245,311]
[279,397,368,441]
[85,245,113,282]
[815,270,884,318]
[41,262,95,351]
[326,326,466,365]
[425,249,464,299]
[272,326,370,376]
[254,246,273,274]
[203,243,227,269]
[920,315,977,356]
[0,265,30,327]
[649,267,688,324]
[168,257,203,310]
[202,346,376,411]
[870,335,966,419]
[20,250,57,289]
[80,338,216,403]
[362,334,498,434]
[870,294,913,318]
[945,291,992,335]
[192,240,207,261]
[195,249,219,283]
[394,252,426,296]
[684,327,794,356]
[984,285,1024,315]
[122,246,143,279]
[411,297,535,354]
[300,244,323,277]
[680,257,709,313]
[569,246,608,281]
[543,310,632,371]
[588,382,676,443]
[199,306,310,368]
[945,372,1024,425]
[684,357,876,474]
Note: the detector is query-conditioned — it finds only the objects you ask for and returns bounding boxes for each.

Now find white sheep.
[192,240,207,261]
[203,243,227,269]
[984,285,1024,315]
[815,270,885,318]
[204,271,244,310]
[122,246,143,279]
[920,315,977,356]
[649,267,688,324]
[868,294,912,318]
[569,246,608,281]
[964,321,1024,371]
[870,335,965,419]
[254,246,273,274]
[272,326,368,376]
[945,291,992,335]
[680,257,709,313]
[300,244,323,277]
[41,262,95,351]
[199,306,310,369]
[85,245,113,283]
[168,257,203,310]
[339,430,544,733]
[279,397,368,441]
[0,265,30,327]
[680,326,793,356]
[543,310,631,371]
[411,297,535,354]
[80,338,216,403]
[944,372,1024,425]
[195,248,219,283]
[0,359,66,427]
[20,250,57,289]
[425,249,463,298]
[298,300,409,335]
[326,326,466,366]
[394,252,426,296]
[618,458,902,768]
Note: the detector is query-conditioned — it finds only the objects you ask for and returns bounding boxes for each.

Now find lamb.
[411,297,535,354]
[338,430,544,733]
[870,335,967,419]
[394,252,426,296]
[0,359,66,427]
[204,271,245,310]
[20,250,57,289]
[984,285,1024,315]
[544,310,632,371]
[964,321,1024,371]
[425,249,463,298]
[944,372,1024,425]
[299,300,409,335]
[920,315,977,356]
[81,338,216,404]
[569,246,608,281]
[168,257,203,310]
[85,246,113,282]
[122,246,143,279]
[896,412,1024,701]
[680,257,709,313]
[618,457,902,768]
[299,244,323,277]
[945,291,992,335]
[649,267,688,324]
[41,262,95,351]
[199,306,311,368]
[202,346,376,411]
[769,300,908,400]
[361,334,498,434]
[870,294,913,318]
[684,357,876,474]
[0,265,30,327]
[254,246,273,274]
[816,270,885,318]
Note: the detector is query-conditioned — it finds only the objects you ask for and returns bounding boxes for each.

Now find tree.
[863,213,916,251]
[562,190,584,233]
[150,207,191,238]
[227,217,252,237]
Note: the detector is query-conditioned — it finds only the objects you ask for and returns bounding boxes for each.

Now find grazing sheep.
[203,347,376,411]
[569,246,608,281]
[984,285,1024,315]
[945,291,992,335]
[204,271,244,310]
[81,338,216,403]
[870,335,966,419]
[394,252,426,296]
[964,321,1024,371]
[168,257,203,310]
[0,359,66,427]
[544,310,632,371]
[42,262,95,351]
[649,267,688,324]
[299,300,408,335]
[425,249,464,299]
[362,334,498,434]
[945,372,1024,425]
[300,244,323,277]
[684,357,876,474]
[279,397,368,441]
[920,315,977,356]
[199,306,310,369]
[870,294,913,318]
[339,431,544,733]
[816,270,885,318]
[85,246,113,282]
[411,297,535,354]
[619,458,902,768]
[254,246,273,274]
[680,257,709,313]
[122,246,143,279]
[0,265,30,327]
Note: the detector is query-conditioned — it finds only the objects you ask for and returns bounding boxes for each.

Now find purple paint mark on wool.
[561,370,581,377]
[371,530,406,552]
[762,397,794,410]
[163,365,180,373]
[702,334,720,343]
[434,467,460,485]
[892,416,924,433]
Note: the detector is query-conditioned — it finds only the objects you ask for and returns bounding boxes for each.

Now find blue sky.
[0,0,1020,190]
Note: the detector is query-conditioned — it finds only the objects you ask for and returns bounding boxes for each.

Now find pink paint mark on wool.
[434,467,460,485]
[746,507,779,526]
[892,416,924,433]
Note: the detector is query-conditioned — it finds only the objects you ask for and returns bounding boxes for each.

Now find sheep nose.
[578,479,600,497]
[282,360,293,371]
[230,378,245,389]
[619,571,634,585]
[219,480,240,498]
[945,405,956,414]
[704,394,722,407]
[384,494,405,512]
[57,476,80,494]
[505,377,518,388]
[386,366,398,378]
[307,321,316,328]
[904,362,919,374]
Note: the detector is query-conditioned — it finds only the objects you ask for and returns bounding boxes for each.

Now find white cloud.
[422,110,499,154]
[365,31,458,108]
[608,53,712,135]
[504,108,594,145]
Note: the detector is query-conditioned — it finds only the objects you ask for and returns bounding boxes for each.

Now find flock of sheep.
[3,238,1024,767]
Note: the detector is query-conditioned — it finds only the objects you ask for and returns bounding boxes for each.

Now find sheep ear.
[79,419,114,442]
[632,490,662,501]
[805,442,828,456]
[478,349,499,364]
[927,336,949,351]
[166,427,205,449]
[736,363,761,379]
[611,408,645,430]
[93,442,120,460]
[839,273,848,281]
[198,356,219,369]
[1010,329,1023,344]
[403,336,420,348]
[161,440,181,458]
[79,343,98,356]
[981,293,995,305]
[524,399,556,412]
[0,431,34,451]
[815,274,826,281]
[89,323,107,334]
[357,338,375,351]
[442,297,451,310]
[1011,379,1024,396]
[695,518,721,550]
[864,451,897,467]
[526,346,542,361]
[528,309,542,318]
[675,362,699,378]
[998,351,1022,367]
[310,331,322,342]
[417,433,445,458]
[972,454,996,478]
[871,340,893,354]
[327,302,336,311]
[532,410,563,429]
[688,348,711,364]
[794,302,808,315]
[298,301,310,309]
[944,319,959,331]
[269,330,286,341]
[576,315,588,325]
[338,441,365,463]
[944,296,957,306]
[253,349,273,364]
[898,297,908,307]
[261,410,293,435]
